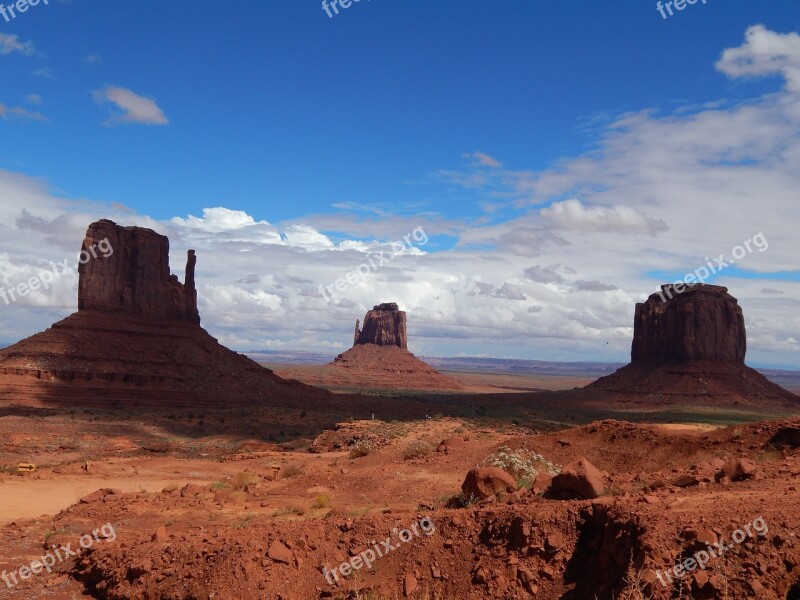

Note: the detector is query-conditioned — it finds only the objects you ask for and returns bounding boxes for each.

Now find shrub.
[479,446,561,486]
[447,491,478,508]
[281,463,304,478]
[403,440,434,460]
[349,439,375,459]
[311,494,330,509]
[271,505,305,517]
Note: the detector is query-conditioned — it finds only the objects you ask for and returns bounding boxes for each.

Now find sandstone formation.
[547,456,605,500]
[78,220,200,324]
[322,302,463,391]
[589,284,797,405]
[461,467,518,501]
[0,219,328,407]
[354,303,407,349]
[631,284,745,364]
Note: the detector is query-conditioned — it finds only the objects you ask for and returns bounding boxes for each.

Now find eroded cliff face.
[354,303,407,350]
[631,284,745,364]
[78,219,199,324]
[0,219,330,407]
[589,283,795,403]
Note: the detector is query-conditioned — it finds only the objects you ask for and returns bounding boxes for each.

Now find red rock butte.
[327,303,463,391]
[589,284,797,405]
[354,302,408,349]
[0,219,328,408]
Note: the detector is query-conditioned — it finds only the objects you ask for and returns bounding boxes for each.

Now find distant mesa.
[631,284,746,364]
[589,284,797,405]
[328,302,463,392]
[354,302,407,349]
[0,219,328,408]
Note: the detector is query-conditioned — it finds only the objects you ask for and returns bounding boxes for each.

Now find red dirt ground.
[1,412,799,599]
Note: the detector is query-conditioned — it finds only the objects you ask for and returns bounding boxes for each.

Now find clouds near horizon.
[0,25,799,368]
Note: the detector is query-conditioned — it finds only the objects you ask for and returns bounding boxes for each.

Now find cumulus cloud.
[283,224,334,251]
[494,282,527,300]
[93,86,168,126]
[575,280,619,292]
[716,25,800,92]
[524,265,564,284]
[0,26,799,366]
[0,33,35,56]
[171,207,284,245]
[540,199,667,235]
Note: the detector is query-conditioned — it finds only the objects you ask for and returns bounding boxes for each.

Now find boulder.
[267,539,293,564]
[548,457,605,499]
[532,472,554,494]
[717,457,759,482]
[436,437,466,452]
[461,467,517,500]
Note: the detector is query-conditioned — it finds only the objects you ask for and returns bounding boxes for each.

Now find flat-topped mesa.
[631,283,745,364]
[78,219,200,324]
[353,302,407,349]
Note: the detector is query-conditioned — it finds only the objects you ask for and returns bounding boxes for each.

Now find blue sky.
[1,1,800,367]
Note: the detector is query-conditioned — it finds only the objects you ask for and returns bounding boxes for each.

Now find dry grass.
[403,440,434,460]
[311,494,331,509]
[281,463,304,478]
[233,471,261,490]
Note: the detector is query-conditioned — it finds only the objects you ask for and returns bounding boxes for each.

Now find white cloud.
[524,265,564,284]
[283,224,334,251]
[540,198,667,235]
[717,25,800,93]
[171,207,284,245]
[464,151,502,168]
[0,103,47,122]
[26,94,43,105]
[0,33,35,56]
[575,280,619,292]
[93,86,168,126]
[32,67,54,79]
[0,26,798,366]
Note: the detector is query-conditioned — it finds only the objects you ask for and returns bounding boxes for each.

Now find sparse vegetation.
[349,439,375,458]
[44,526,70,544]
[233,514,254,530]
[311,493,331,509]
[479,445,561,486]
[755,449,781,463]
[271,506,306,517]
[281,463,304,478]
[233,471,260,490]
[449,491,479,508]
[403,440,434,460]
